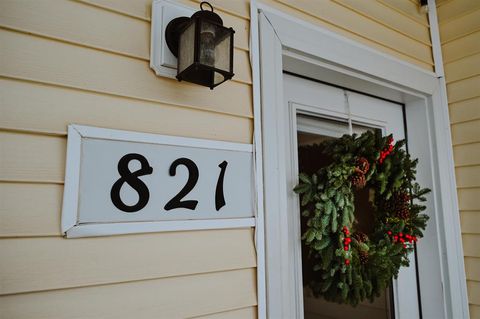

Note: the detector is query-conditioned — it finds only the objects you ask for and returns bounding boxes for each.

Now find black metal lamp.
[165,2,235,89]
[419,0,428,13]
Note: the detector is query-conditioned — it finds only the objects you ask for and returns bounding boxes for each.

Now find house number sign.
[61,125,255,238]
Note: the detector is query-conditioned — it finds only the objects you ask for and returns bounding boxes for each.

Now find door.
[283,73,420,319]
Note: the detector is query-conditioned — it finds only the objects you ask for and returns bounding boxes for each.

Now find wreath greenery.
[294,130,430,306]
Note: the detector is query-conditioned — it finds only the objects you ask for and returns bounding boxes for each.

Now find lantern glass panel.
[199,21,231,74]
[178,22,195,74]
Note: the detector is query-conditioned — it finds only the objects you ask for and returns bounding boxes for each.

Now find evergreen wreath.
[294,130,430,306]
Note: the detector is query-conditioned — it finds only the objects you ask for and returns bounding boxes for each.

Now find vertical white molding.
[428,0,444,77]
[250,1,267,318]
[61,125,82,233]
[258,12,297,318]
[427,1,470,317]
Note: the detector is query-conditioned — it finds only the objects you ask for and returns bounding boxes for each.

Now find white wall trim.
[61,125,82,232]
[428,0,445,78]
[426,1,469,317]
[61,125,255,238]
[250,1,267,318]
[250,2,469,318]
[256,2,437,94]
[72,124,253,152]
[66,218,255,238]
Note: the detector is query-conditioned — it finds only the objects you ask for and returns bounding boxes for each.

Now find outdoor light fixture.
[165,2,235,89]
[419,0,429,13]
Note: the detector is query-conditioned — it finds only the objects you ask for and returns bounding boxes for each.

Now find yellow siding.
[262,0,434,70]
[438,1,480,313]
[0,230,256,295]
[0,0,256,317]
[192,307,258,319]
[0,269,257,319]
[1,0,435,317]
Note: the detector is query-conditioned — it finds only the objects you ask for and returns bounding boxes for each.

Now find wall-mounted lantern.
[164,2,235,89]
[419,0,429,13]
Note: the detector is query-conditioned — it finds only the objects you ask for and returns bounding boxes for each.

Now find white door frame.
[250,2,469,319]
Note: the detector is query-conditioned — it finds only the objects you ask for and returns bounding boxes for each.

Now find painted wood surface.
[438,1,480,311]
[0,78,252,143]
[0,229,256,295]
[0,29,253,118]
[0,268,257,319]
[0,132,66,183]
[191,306,257,319]
[449,97,480,124]
[0,0,252,85]
[0,1,256,316]
[0,183,63,237]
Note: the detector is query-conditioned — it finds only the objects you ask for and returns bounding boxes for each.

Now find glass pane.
[199,21,231,72]
[214,71,225,85]
[178,22,195,73]
[297,116,394,319]
[214,31,230,72]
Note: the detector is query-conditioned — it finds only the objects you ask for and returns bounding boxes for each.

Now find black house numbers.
[110,153,228,213]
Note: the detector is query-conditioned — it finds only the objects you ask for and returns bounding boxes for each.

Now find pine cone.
[393,191,410,219]
[351,173,366,189]
[396,206,410,220]
[353,232,368,243]
[381,191,410,216]
[359,250,369,264]
[356,157,370,175]
[395,192,410,206]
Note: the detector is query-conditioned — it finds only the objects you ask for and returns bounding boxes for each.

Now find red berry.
[344,246,349,251]
[399,233,403,237]
[393,235,398,241]
[387,231,392,235]
[345,259,350,265]
[403,244,407,248]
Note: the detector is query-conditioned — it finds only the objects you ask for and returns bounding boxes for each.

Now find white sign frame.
[62,125,255,238]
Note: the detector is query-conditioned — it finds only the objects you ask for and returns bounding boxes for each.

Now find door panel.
[283,73,420,319]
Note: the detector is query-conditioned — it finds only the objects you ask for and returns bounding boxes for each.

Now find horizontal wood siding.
[0,0,256,317]
[438,0,480,312]
[0,269,257,319]
[192,307,257,319]
[0,229,256,295]
[0,78,252,143]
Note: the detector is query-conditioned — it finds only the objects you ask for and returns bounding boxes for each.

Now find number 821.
[110,153,228,213]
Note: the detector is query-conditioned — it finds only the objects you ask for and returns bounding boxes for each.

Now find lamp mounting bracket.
[165,16,190,57]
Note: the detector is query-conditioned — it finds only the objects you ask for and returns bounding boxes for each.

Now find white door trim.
[250,2,469,318]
